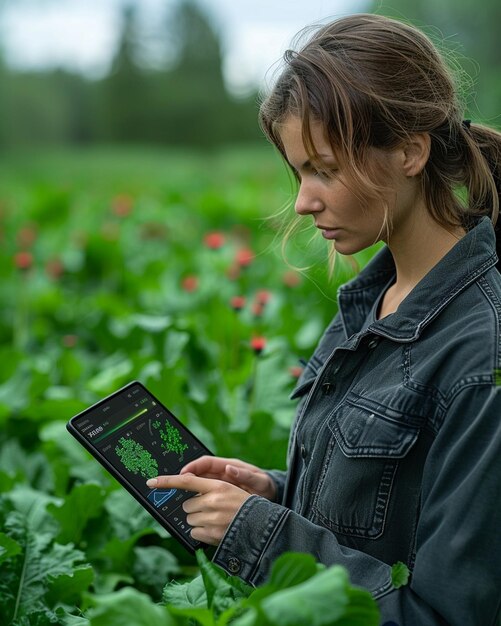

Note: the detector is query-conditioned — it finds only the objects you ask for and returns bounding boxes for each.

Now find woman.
[147,13,501,624]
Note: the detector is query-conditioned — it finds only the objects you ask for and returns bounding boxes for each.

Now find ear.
[401,133,431,177]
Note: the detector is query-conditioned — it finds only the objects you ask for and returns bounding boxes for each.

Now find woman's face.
[278,116,413,255]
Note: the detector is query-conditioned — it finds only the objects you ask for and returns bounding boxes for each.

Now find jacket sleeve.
[264,469,287,503]
[213,383,501,626]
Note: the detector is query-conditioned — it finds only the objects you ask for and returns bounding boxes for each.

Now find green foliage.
[391,561,410,589]
[0,145,382,624]
[161,551,379,626]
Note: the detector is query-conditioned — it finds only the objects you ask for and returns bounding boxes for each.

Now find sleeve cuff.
[212,494,288,584]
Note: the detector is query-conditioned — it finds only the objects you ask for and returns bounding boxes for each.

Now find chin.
[333,240,368,256]
[333,231,382,256]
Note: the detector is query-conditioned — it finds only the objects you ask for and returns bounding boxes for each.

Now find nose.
[294,181,324,216]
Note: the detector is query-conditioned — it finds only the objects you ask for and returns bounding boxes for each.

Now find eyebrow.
[294,154,335,169]
[290,154,337,173]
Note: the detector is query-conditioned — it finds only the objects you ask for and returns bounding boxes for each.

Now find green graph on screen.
[115,437,158,478]
[153,420,188,461]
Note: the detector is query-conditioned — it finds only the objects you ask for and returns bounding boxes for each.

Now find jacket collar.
[337,216,498,342]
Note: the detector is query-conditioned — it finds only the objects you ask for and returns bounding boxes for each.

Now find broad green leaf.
[46,565,94,607]
[86,587,175,626]
[0,470,16,493]
[47,483,106,544]
[92,572,134,594]
[164,330,190,367]
[246,564,379,626]
[245,552,319,607]
[267,551,319,590]
[104,488,167,539]
[162,573,207,609]
[391,561,410,589]
[0,511,88,623]
[132,313,172,332]
[132,546,180,590]
[87,354,133,394]
[6,485,61,534]
[0,532,21,564]
[99,529,155,573]
[167,605,215,626]
[196,549,252,616]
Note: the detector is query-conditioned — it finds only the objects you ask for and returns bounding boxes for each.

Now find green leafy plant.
[0,146,383,625]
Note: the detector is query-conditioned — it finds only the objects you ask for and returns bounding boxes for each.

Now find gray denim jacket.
[213,216,501,626]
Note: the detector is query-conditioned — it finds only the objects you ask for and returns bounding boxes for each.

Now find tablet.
[66,380,213,553]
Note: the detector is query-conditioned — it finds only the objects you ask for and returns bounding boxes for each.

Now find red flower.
[182,275,199,292]
[111,194,133,217]
[289,366,304,379]
[250,336,266,355]
[230,295,246,311]
[17,225,37,249]
[62,334,78,348]
[14,251,33,271]
[255,290,272,305]
[283,270,301,287]
[252,302,264,317]
[46,257,64,279]
[235,247,254,268]
[204,231,225,249]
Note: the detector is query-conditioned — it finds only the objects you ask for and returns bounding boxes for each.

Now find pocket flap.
[329,398,420,458]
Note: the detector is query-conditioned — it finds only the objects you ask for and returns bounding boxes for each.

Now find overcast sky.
[0,0,369,92]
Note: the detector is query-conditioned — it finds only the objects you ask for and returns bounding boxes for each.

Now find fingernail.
[146,478,158,488]
[228,465,239,476]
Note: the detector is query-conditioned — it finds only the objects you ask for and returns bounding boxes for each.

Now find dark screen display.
[71,383,210,549]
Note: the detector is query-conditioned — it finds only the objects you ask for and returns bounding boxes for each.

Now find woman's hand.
[180,455,277,501]
[146,473,251,546]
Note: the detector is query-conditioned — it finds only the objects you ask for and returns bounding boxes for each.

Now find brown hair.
[259,13,501,273]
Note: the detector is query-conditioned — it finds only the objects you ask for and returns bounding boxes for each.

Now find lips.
[318,226,342,240]
[316,224,338,230]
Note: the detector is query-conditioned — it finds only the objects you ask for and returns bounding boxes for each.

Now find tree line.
[0,0,498,149]
[0,1,263,148]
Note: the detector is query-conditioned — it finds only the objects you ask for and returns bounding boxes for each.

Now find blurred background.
[0,0,499,150]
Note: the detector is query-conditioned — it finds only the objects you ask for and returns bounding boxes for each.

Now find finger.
[181,456,230,476]
[185,511,221,527]
[224,465,264,489]
[181,456,216,474]
[181,456,256,476]
[146,473,218,494]
[225,465,275,499]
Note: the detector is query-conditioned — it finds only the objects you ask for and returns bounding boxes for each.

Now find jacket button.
[227,557,241,574]
[300,444,307,459]
[322,382,335,394]
[367,338,379,349]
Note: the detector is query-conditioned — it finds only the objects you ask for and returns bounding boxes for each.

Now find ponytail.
[463,123,501,271]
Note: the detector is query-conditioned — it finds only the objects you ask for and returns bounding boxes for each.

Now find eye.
[313,168,338,180]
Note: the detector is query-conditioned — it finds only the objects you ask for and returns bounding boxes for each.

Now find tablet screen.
[71,382,209,549]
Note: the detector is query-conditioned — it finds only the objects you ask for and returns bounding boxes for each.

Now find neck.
[385,202,466,298]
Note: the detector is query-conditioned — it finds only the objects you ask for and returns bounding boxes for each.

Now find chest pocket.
[311,396,421,539]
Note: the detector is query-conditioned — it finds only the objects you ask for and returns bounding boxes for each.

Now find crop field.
[0,146,384,625]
